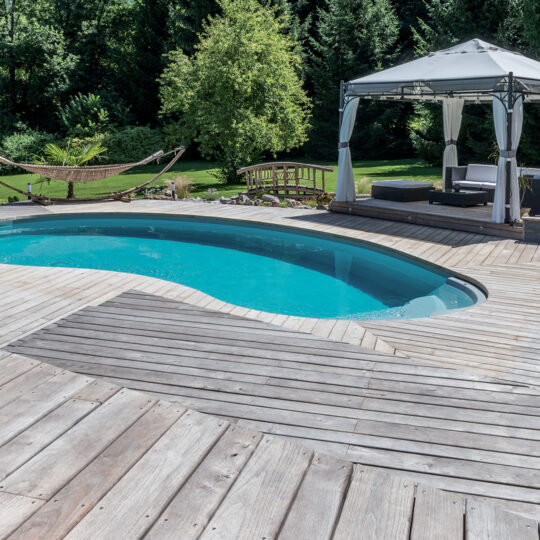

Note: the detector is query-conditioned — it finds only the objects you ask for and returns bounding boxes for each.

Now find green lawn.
[0,158,442,204]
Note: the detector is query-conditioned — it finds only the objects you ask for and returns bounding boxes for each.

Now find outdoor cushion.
[372,180,433,189]
[520,167,540,177]
[465,164,497,184]
[455,180,496,191]
[372,180,433,202]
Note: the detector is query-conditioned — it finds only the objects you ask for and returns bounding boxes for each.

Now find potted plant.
[519,171,531,218]
[519,166,540,217]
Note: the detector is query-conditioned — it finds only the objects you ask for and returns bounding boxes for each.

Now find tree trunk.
[67,182,74,199]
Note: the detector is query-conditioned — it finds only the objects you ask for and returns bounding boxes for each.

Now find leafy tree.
[0,2,77,130]
[168,0,217,55]
[160,0,311,183]
[409,0,527,166]
[122,0,173,125]
[307,0,402,159]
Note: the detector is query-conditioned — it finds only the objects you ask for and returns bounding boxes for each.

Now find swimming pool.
[0,213,484,320]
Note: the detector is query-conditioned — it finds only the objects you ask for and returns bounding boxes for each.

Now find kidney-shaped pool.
[0,213,485,320]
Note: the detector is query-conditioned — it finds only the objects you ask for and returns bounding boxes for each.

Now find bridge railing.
[237,162,333,199]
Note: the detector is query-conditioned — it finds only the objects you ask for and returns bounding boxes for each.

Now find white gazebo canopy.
[336,39,540,223]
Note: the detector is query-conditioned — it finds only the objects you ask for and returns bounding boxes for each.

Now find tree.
[409,0,519,166]
[0,1,77,131]
[160,0,311,183]
[307,0,402,159]
[168,0,217,55]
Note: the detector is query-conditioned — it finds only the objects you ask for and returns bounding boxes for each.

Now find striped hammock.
[0,151,164,183]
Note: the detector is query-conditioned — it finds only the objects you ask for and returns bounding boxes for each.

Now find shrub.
[103,127,164,163]
[59,92,133,138]
[0,130,58,174]
[70,127,164,164]
[166,175,192,199]
[59,93,112,138]
[205,188,219,200]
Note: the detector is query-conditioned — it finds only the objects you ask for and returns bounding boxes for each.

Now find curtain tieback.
[500,150,517,159]
[338,142,349,149]
[445,139,457,146]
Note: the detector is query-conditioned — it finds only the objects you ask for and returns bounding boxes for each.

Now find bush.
[59,93,112,138]
[0,130,58,174]
[59,93,133,138]
[103,127,164,163]
[70,126,164,164]
[204,188,219,200]
[166,175,192,199]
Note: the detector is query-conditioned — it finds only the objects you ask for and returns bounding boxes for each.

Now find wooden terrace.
[330,198,525,240]
[0,201,539,536]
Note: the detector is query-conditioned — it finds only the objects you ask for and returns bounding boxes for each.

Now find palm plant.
[37,141,107,198]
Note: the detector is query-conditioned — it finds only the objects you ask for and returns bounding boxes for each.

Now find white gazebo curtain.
[336,98,360,202]
[442,98,464,175]
[492,93,523,223]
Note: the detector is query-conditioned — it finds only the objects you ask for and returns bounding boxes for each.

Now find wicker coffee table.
[429,189,488,207]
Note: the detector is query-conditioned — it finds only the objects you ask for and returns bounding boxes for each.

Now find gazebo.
[336,39,540,223]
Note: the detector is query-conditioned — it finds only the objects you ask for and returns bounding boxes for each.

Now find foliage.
[204,187,220,200]
[160,0,311,183]
[0,129,58,174]
[59,94,112,138]
[38,141,107,167]
[307,0,402,158]
[102,127,164,163]
[0,1,78,130]
[166,175,193,198]
[36,140,107,198]
[70,127,164,164]
[1,0,540,170]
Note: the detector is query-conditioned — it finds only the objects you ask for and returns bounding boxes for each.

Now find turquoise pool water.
[0,213,484,320]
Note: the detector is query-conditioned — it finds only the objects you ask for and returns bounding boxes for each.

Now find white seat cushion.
[520,167,540,177]
[465,164,497,184]
[456,180,495,190]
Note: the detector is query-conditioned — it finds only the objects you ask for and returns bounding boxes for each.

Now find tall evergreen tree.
[408,0,534,166]
[122,0,173,125]
[307,0,405,159]
[168,0,217,55]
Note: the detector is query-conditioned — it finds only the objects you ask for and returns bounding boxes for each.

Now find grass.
[0,158,442,204]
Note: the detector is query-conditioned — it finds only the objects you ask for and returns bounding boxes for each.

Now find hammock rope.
[0,146,186,204]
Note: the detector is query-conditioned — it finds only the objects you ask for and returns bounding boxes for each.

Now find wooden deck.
[331,198,524,239]
[5,289,540,523]
[1,200,540,534]
[0,352,537,538]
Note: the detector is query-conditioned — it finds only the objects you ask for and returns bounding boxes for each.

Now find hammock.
[0,150,164,183]
[0,146,186,204]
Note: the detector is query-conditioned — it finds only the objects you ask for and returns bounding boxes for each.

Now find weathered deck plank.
[0,201,539,535]
[6,290,540,517]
